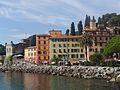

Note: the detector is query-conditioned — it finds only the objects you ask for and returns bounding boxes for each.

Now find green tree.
[78,21,83,35]
[0,44,5,54]
[51,56,62,65]
[103,35,120,58]
[70,22,76,36]
[79,33,93,61]
[65,29,69,36]
[90,53,103,65]
[85,15,91,27]
[98,17,102,25]
[5,55,13,66]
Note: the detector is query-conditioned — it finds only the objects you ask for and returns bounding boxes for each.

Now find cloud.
[9,29,20,32]
[0,0,119,26]
[9,33,30,39]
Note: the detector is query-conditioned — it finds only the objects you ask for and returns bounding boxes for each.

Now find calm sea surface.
[0,72,119,90]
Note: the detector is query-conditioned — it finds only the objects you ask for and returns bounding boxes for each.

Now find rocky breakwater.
[0,61,120,81]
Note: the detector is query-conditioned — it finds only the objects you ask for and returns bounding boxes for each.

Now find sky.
[0,0,120,44]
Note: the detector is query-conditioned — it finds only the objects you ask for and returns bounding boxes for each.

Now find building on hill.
[84,19,120,60]
[5,41,27,57]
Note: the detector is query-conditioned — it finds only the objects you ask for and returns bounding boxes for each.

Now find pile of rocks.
[0,61,120,81]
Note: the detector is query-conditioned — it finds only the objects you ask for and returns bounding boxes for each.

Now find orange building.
[49,30,62,37]
[36,30,62,64]
[24,46,37,63]
[36,34,50,64]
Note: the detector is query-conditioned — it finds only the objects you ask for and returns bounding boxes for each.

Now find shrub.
[90,53,103,66]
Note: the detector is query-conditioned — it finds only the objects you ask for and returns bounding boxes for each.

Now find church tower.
[90,16,96,30]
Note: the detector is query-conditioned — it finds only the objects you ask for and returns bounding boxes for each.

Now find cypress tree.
[70,22,75,36]
[85,15,91,27]
[78,21,83,35]
[85,15,88,27]
[65,29,69,36]
[98,17,102,25]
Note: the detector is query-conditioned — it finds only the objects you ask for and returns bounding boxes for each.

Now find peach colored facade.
[24,46,37,63]
[49,30,62,37]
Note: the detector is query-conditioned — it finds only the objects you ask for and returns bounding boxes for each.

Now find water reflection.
[23,73,51,90]
[0,72,120,90]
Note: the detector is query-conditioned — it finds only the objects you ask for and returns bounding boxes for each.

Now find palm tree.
[79,33,93,61]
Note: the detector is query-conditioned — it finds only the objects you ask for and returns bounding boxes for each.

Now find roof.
[25,46,36,49]
[36,34,50,37]
[49,35,81,39]
[49,30,62,32]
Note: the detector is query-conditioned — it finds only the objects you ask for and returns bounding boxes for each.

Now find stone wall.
[0,61,120,80]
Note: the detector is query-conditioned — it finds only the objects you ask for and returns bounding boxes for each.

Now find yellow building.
[24,46,37,63]
[49,35,85,63]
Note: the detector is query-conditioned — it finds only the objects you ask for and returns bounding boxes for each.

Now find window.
[59,44,62,47]
[76,54,78,58]
[53,49,56,53]
[28,53,30,56]
[89,48,93,52]
[44,41,46,44]
[72,44,74,47]
[81,49,83,52]
[106,37,108,40]
[53,55,56,58]
[94,37,97,41]
[71,49,74,52]
[43,51,47,54]
[64,49,66,53]
[100,37,102,40]
[74,49,77,52]
[44,56,46,60]
[53,44,55,47]
[59,49,62,53]
[63,44,66,47]
[68,49,70,52]
[95,43,97,46]
[39,41,40,44]
[71,54,75,58]
[38,37,40,39]
[34,52,36,56]
[44,47,46,50]
[80,54,84,58]
[67,44,69,47]
[100,43,102,46]
[75,44,77,47]
[38,51,41,54]
[95,48,98,52]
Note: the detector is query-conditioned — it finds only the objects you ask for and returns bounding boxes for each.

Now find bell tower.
[90,16,96,30]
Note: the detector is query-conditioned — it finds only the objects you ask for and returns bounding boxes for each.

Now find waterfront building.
[49,35,85,64]
[84,18,114,60]
[36,34,50,64]
[24,46,37,63]
[35,30,62,64]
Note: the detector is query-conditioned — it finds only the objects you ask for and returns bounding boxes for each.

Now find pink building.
[24,46,37,63]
